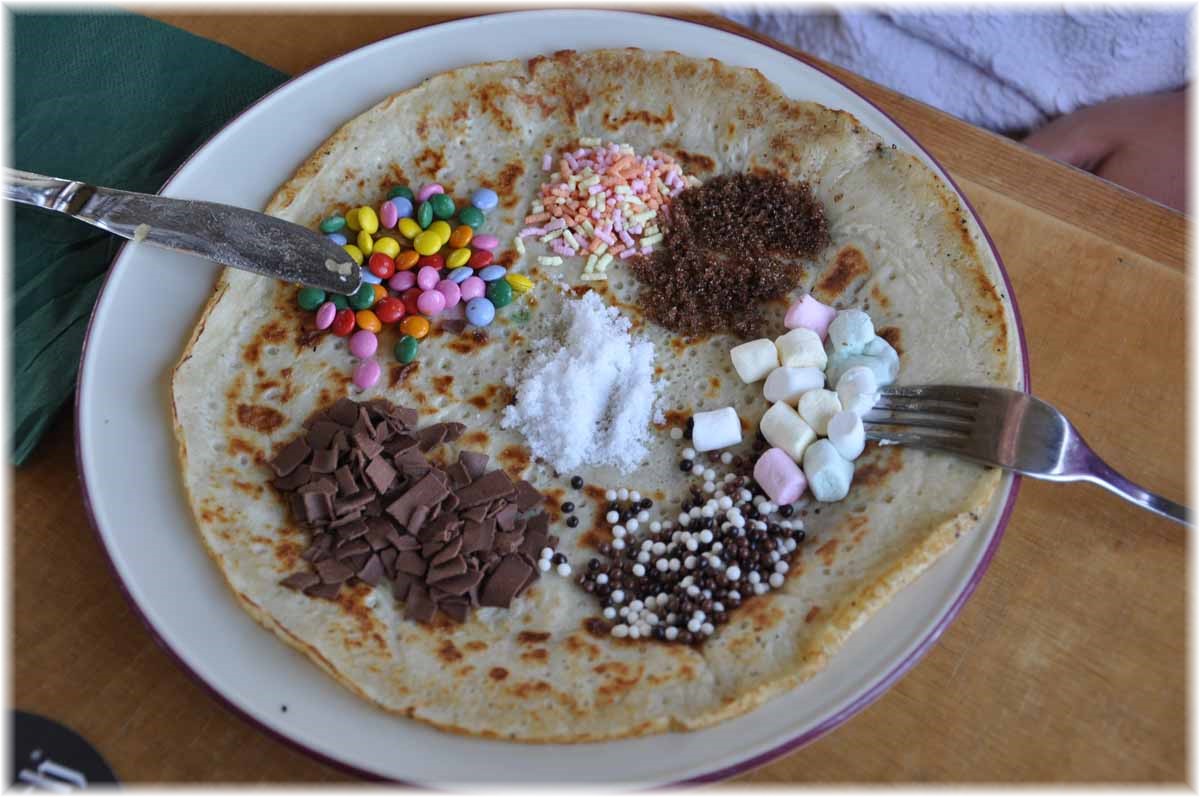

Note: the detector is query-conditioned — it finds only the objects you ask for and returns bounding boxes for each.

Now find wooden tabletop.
[15,10,1188,784]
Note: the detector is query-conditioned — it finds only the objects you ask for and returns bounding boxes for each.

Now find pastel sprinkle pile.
[295,184,534,390]
[519,138,699,281]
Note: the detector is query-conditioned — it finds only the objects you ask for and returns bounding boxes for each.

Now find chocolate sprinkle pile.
[629,174,829,338]
[270,397,556,624]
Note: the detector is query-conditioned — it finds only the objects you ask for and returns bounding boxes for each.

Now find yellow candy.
[413,230,441,256]
[449,224,473,249]
[505,273,534,294]
[345,208,361,231]
[428,220,452,247]
[398,218,422,239]
[357,206,379,235]
[341,244,363,265]
[446,247,471,269]
[355,309,382,333]
[373,236,401,258]
[356,229,374,256]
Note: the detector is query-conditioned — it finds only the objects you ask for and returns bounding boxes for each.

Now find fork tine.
[863,422,969,452]
[879,384,983,406]
[872,394,978,419]
[863,408,975,432]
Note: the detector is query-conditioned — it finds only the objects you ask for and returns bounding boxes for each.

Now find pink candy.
[416,289,446,316]
[389,271,416,291]
[785,294,838,340]
[436,279,462,309]
[348,329,378,358]
[415,183,444,201]
[379,200,398,229]
[352,359,381,390]
[460,276,486,301]
[754,447,807,505]
[472,233,500,251]
[314,301,336,330]
[416,266,440,290]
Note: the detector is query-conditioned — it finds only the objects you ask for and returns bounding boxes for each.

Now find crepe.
[171,49,1020,741]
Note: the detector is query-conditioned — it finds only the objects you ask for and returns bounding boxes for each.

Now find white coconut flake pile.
[501,290,663,474]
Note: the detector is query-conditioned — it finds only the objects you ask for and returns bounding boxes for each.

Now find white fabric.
[719,7,1192,132]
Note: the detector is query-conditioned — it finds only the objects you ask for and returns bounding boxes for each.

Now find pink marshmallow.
[754,447,808,506]
[784,294,838,340]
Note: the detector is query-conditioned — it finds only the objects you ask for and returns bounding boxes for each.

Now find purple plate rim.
[72,10,1030,787]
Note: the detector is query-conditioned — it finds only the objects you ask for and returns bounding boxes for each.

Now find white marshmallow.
[691,407,742,452]
[803,439,854,502]
[797,389,843,436]
[827,309,874,354]
[763,366,825,404]
[774,328,827,370]
[836,365,880,416]
[730,338,778,383]
[862,335,900,385]
[827,409,866,460]
[760,401,817,462]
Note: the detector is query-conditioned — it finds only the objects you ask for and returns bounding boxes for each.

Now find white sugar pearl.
[662,521,674,530]
[771,551,782,563]
[649,520,661,532]
[657,592,669,603]
[702,505,715,517]
[769,573,785,588]
[612,525,626,539]
[637,551,650,564]
[785,538,798,552]
[682,448,696,460]
[617,488,629,501]
[775,561,789,574]
[703,468,716,481]
[605,489,617,501]
[665,626,679,641]
[612,589,625,603]
[754,582,769,595]
[644,596,657,609]
[642,539,653,550]
[718,497,733,511]
[712,541,724,553]
[612,538,626,550]
[703,481,716,493]
[729,590,741,601]
[626,519,639,532]
[596,573,609,585]
[721,452,733,464]
[670,427,683,440]
[638,621,651,636]
[538,558,552,572]
[540,547,554,559]
[725,565,742,581]
[645,613,659,625]
[656,558,670,572]
[557,563,572,577]
[692,464,704,476]
[701,622,714,635]
[606,511,619,524]
[669,559,681,571]
[687,619,702,633]
[748,571,761,584]
[630,491,641,503]
[687,584,700,597]
[713,602,725,613]
[612,624,629,638]
[680,576,694,587]
[603,607,617,620]
[630,599,644,612]
[684,556,697,569]
[699,529,714,544]
[637,510,650,522]
[619,606,630,617]
[724,473,737,483]
[693,610,706,621]
[689,508,702,521]
[740,489,753,502]
[685,538,699,551]
[652,542,667,555]
[761,502,777,515]
[628,626,641,639]
[730,515,746,529]
[678,513,691,527]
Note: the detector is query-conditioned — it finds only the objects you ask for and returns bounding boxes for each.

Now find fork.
[862,385,1189,525]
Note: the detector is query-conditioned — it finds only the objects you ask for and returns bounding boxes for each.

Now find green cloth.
[10,11,287,464]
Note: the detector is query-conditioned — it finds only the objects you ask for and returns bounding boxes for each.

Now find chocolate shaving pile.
[270,397,554,624]
[629,173,830,338]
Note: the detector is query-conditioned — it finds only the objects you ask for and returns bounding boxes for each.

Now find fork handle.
[1083,457,1189,525]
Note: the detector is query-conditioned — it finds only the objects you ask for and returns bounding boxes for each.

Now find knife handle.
[4,168,99,216]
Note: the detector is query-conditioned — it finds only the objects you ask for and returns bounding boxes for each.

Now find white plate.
[76,10,1028,786]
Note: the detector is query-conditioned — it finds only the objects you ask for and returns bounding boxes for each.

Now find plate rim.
[72,9,1030,785]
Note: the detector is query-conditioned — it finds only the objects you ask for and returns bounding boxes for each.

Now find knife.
[4,168,362,295]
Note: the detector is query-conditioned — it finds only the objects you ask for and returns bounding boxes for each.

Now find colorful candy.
[449,225,473,249]
[368,253,395,279]
[374,297,406,324]
[331,308,356,337]
[428,220,452,247]
[345,208,361,231]
[446,248,471,269]
[477,264,506,282]
[356,229,374,256]
[380,201,399,230]
[389,196,414,219]
[448,266,474,284]
[471,187,498,211]
[314,301,337,330]
[431,193,456,220]
[460,276,486,301]
[319,215,346,233]
[330,294,349,310]
[342,244,364,265]
[471,233,499,250]
[398,218,422,239]
[352,358,381,390]
[356,206,379,235]
[396,250,419,271]
[400,315,430,339]
[417,289,446,316]
[435,279,462,308]
[467,249,493,269]
[486,279,513,308]
[458,206,485,229]
[360,270,382,285]
[349,329,378,358]
[389,271,416,291]
[505,273,533,294]
[416,183,444,202]
[372,284,387,302]
[325,232,347,246]
[394,335,419,363]
[388,186,414,201]
[465,297,496,327]
[373,236,400,258]
[417,253,445,271]
[416,266,440,291]
[297,286,326,311]
[416,201,434,229]
[355,310,383,334]
[348,283,376,311]
[413,230,440,256]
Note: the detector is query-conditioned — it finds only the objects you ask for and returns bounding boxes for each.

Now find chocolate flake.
[270,438,311,478]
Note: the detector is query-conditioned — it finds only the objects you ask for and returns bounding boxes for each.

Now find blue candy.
[465,297,496,327]
[389,196,414,218]
[470,188,499,212]
[448,266,474,284]
[361,270,382,285]
[326,232,348,246]
[478,265,507,282]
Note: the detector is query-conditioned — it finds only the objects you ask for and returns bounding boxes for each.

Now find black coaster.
[10,711,119,789]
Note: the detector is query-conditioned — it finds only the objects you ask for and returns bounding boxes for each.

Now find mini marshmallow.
[827,409,866,460]
[803,439,854,502]
[730,338,779,383]
[836,365,880,416]
[763,366,825,404]
[775,327,827,370]
[753,447,807,505]
[827,309,874,354]
[760,401,817,462]
[784,294,838,339]
[691,406,742,452]
[797,389,843,436]
[862,335,900,385]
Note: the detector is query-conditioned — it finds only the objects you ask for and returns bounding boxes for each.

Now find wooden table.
[14,10,1188,784]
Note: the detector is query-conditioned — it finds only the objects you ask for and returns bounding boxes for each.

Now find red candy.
[402,287,423,316]
[368,252,396,279]
[417,253,445,270]
[374,296,406,324]
[331,308,356,337]
[467,249,494,269]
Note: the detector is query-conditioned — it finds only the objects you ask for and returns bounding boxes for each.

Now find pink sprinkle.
[547,218,567,231]
[613,215,623,232]
[631,179,646,192]
[563,247,578,257]
[619,230,634,247]
[573,148,587,157]
[630,225,643,235]
[542,153,552,171]
[565,153,579,170]
[587,184,604,195]
[595,230,616,246]
[640,246,652,255]
[619,249,637,260]
[591,209,603,220]
[519,227,546,237]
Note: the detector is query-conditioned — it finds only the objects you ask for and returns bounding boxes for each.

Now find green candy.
[388,186,414,201]
[394,334,419,364]
[330,294,349,310]
[297,286,326,311]
[486,278,513,308]
[416,200,434,228]
[349,283,376,311]
[430,192,456,219]
[457,205,485,229]
[318,215,345,233]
